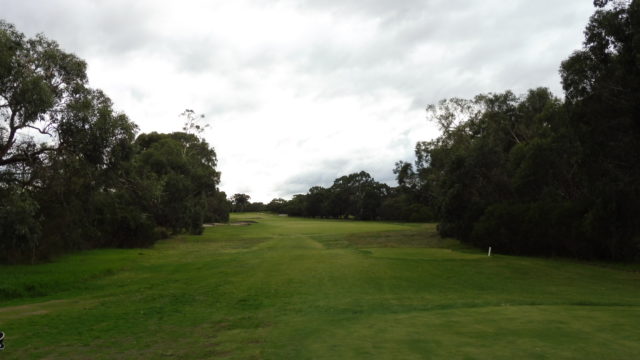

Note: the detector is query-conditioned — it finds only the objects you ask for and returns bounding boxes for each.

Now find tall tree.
[557,0,640,259]
[0,20,87,173]
[0,22,228,262]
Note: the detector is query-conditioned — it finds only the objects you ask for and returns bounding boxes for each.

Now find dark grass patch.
[312,225,463,250]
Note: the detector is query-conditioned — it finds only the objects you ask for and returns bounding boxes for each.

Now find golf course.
[1,213,639,359]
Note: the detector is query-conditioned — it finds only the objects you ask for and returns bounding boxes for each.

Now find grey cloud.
[272,122,429,200]
[279,0,592,107]
[276,158,349,197]
[3,0,590,106]
[205,97,260,117]
[286,0,471,23]
[1,0,156,56]
[2,0,243,80]
[276,169,340,198]
[1,0,596,203]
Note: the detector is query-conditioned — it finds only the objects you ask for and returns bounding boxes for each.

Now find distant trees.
[266,198,287,213]
[245,202,266,212]
[231,193,251,212]
[306,186,329,218]
[0,22,228,263]
[267,171,418,221]
[229,193,267,212]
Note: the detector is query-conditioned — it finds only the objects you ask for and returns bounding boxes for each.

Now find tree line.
[249,171,431,222]
[418,0,640,261]
[0,21,229,263]
[264,1,640,261]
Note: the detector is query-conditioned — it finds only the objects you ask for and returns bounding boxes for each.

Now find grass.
[1,213,639,359]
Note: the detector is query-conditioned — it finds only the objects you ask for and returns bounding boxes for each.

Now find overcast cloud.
[1,0,594,202]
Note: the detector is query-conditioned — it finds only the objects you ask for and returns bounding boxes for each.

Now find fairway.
[1,213,640,359]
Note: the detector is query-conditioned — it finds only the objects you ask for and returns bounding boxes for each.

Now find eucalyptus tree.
[1,20,87,177]
[0,21,145,261]
[0,22,228,262]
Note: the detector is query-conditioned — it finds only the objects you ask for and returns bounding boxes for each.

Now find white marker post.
[488,246,492,257]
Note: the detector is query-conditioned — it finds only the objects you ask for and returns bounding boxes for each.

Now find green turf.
[1,213,639,359]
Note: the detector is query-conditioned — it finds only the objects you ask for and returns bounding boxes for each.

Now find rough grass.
[1,213,639,359]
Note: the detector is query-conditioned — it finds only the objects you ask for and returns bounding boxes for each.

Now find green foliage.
[272,171,394,220]
[230,193,251,212]
[205,190,231,223]
[0,20,87,169]
[0,187,41,263]
[133,132,223,234]
[413,83,639,259]
[244,201,266,212]
[377,193,413,221]
[0,23,228,263]
[399,1,640,260]
[266,198,288,213]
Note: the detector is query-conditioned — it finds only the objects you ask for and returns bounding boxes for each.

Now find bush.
[470,201,586,257]
[0,189,41,263]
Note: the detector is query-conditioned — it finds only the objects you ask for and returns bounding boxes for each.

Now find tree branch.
[0,145,56,166]
[25,124,54,136]
[0,111,19,161]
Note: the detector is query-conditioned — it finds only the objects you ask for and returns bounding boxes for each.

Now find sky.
[1,0,595,202]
